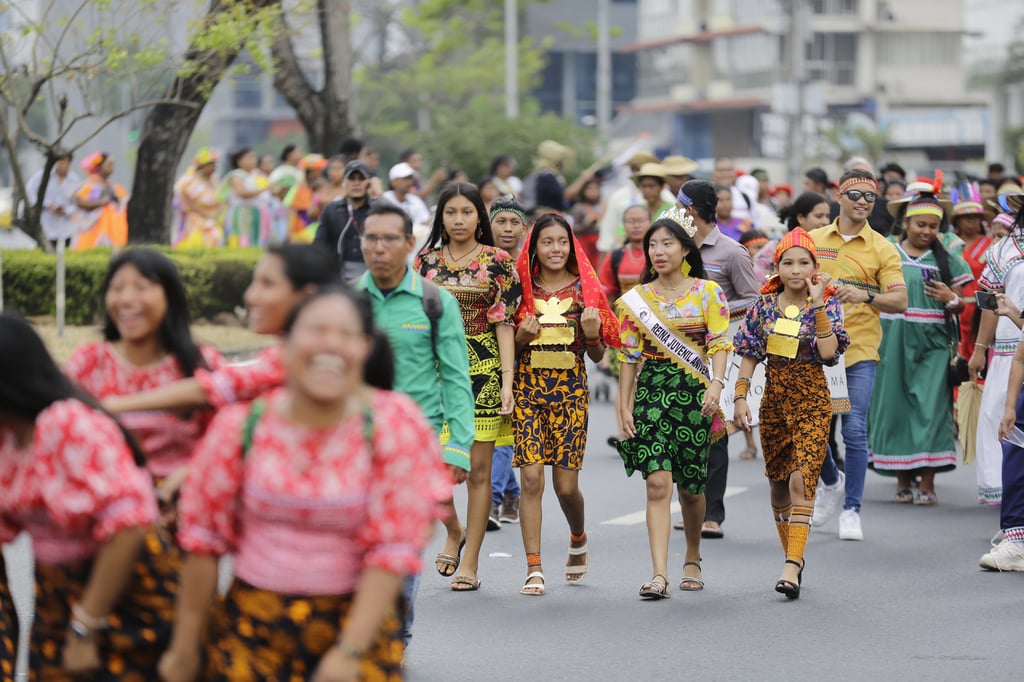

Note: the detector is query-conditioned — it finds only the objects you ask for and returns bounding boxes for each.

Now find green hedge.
[0,247,263,324]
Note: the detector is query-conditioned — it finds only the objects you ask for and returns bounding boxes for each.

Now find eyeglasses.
[360,234,405,247]
[843,190,878,203]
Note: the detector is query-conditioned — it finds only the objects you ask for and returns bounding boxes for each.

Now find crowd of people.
[4,137,1024,679]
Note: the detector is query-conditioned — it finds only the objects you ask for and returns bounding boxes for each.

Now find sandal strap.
[525,571,545,582]
[683,561,701,569]
[567,543,589,556]
[784,559,803,568]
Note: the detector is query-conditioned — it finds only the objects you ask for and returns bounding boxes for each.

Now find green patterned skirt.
[467,330,512,443]
[617,360,713,494]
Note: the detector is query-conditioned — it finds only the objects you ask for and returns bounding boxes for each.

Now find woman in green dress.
[868,193,973,504]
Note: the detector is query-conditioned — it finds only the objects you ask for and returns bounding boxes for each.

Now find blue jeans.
[491,444,520,506]
[819,360,876,513]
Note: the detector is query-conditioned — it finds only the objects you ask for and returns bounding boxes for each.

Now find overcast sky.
[965,0,1024,66]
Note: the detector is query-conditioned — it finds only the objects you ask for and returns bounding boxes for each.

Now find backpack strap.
[241,399,266,459]
[420,276,444,349]
[610,246,624,284]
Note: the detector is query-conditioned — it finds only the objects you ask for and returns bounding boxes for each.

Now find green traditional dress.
[868,244,972,475]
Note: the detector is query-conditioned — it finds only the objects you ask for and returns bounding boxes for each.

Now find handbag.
[944,311,969,388]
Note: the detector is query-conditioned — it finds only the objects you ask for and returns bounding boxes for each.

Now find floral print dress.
[417,245,521,441]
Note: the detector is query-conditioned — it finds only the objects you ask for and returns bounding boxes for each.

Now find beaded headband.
[490,205,527,224]
[838,176,876,194]
[660,205,697,238]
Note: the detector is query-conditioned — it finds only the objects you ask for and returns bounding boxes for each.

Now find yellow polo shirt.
[809,220,906,366]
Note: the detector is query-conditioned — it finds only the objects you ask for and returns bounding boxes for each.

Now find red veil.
[514,213,621,348]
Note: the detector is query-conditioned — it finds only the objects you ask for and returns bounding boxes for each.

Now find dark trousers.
[1002,391,1024,531]
[703,436,729,524]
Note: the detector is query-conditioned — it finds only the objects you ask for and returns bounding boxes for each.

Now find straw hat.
[635,162,667,181]
[661,155,698,177]
[626,151,658,167]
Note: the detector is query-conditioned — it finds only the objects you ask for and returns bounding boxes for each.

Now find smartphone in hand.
[975,290,998,311]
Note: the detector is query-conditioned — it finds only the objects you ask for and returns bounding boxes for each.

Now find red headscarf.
[760,227,837,298]
[515,213,621,348]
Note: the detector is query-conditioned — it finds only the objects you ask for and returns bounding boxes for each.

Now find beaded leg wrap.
[786,505,813,566]
[772,503,792,555]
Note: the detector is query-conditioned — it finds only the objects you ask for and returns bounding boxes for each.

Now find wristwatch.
[865,290,876,305]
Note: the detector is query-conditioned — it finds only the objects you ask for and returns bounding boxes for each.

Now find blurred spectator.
[716,184,752,241]
[476,176,500,214]
[383,162,431,225]
[490,154,524,198]
[980,178,999,204]
[713,157,753,223]
[570,176,604,269]
[74,152,129,250]
[172,148,223,248]
[769,184,793,214]
[662,155,698,197]
[879,162,906,184]
[25,151,79,249]
[222,147,273,247]
[339,138,363,163]
[988,162,1005,181]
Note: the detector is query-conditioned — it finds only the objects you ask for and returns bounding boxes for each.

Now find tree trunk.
[270,0,353,155]
[127,0,280,244]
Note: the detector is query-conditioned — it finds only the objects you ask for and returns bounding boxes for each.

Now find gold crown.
[660,205,697,238]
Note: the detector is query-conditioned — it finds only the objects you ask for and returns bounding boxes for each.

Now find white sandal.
[565,540,589,585]
[520,571,545,596]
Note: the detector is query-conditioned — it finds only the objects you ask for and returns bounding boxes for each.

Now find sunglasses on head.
[843,189,877,203]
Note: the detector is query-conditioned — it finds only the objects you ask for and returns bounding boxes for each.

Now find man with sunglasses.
[808,169,908,540]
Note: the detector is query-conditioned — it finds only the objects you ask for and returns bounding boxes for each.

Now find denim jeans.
[491,444,520,506]
[819,360,876,512]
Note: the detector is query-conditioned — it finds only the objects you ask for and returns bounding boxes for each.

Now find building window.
[810,0,858,14]
[876,33,959,66]
[233,73,263,110]
[637,43,693,99]
[806,33,857,86]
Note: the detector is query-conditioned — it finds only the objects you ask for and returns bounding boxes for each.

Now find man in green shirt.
[355,203,474,647]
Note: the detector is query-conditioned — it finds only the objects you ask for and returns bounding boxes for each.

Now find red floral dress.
[65,342,224,478]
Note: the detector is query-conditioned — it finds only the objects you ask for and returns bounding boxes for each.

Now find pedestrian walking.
[615,209,732,598]
[488,197,530,529]
[159,288,450,681]
[102,244,338,416]
[221,147,273,247]
[74,151,128,250]
[512,213,620,596]
[733,229,850,598]
[355,203,475,643]
[986,278,1024,571]
[0,313,160,680]
[675,179,760,539]
[970,193,1024,505]
[867,193,972,504]
[808,169,908,540]
[172,148,223,247]
[416,182,521,592]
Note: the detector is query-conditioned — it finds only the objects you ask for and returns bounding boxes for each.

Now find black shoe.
[774,559,803,599]
[487,504,501,531]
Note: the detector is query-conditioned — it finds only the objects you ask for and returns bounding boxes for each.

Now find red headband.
[773,227,818,265]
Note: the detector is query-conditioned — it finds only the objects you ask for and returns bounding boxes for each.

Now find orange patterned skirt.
[28,528,178,681]
[204,579,404,681]
[1,558,16,682]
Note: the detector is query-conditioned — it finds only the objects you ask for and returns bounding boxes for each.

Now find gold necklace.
[446,243,480,265]
[538,273,574,292]
[656,276,691,295]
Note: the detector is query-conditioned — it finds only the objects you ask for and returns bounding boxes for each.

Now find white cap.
[389,162,416,181]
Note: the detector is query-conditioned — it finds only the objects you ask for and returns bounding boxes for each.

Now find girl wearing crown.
[732,229,850,599]
[616,209,731,600]
[511,213,620,596]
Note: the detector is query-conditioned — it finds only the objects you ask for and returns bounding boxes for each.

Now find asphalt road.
[4,395,1022,681]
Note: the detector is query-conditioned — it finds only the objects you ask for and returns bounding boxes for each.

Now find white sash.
[620,288,710,384]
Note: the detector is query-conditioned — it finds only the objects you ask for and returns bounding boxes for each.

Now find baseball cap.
[344,160,371,179]
[389,162,416,181]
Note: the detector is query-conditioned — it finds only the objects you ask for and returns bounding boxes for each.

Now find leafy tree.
[353,0,598,177]
[270,0,354,156]
[128,0,282,243]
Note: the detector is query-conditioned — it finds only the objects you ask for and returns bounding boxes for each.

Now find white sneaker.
[838,509,863,541]
[812,471,845,527]
[979,540,1024,571]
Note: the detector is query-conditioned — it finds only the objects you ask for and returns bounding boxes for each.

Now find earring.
[476,225,483,239]
[680,260,691,277]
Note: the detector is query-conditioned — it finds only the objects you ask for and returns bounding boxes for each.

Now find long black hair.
[527,213,579,276]
[640,218,706,284]
[778,191,828,231]
[229,146,252,171]
[266,243,340,291]
[101,249,206,377]
[283,286,394,390]
[0,313,147,466]
[423,182,495,249]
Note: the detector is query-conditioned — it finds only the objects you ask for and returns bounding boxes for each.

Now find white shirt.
[381,190,431,225]
[25,169,80,241]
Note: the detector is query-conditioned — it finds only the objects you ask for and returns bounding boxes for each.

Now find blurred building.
[526,0,639,124]
[617,0,988,165]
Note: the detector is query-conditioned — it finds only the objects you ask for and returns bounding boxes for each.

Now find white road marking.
[600,486,749,526]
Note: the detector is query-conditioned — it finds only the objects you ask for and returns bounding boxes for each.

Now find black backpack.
[420,276,443,347]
